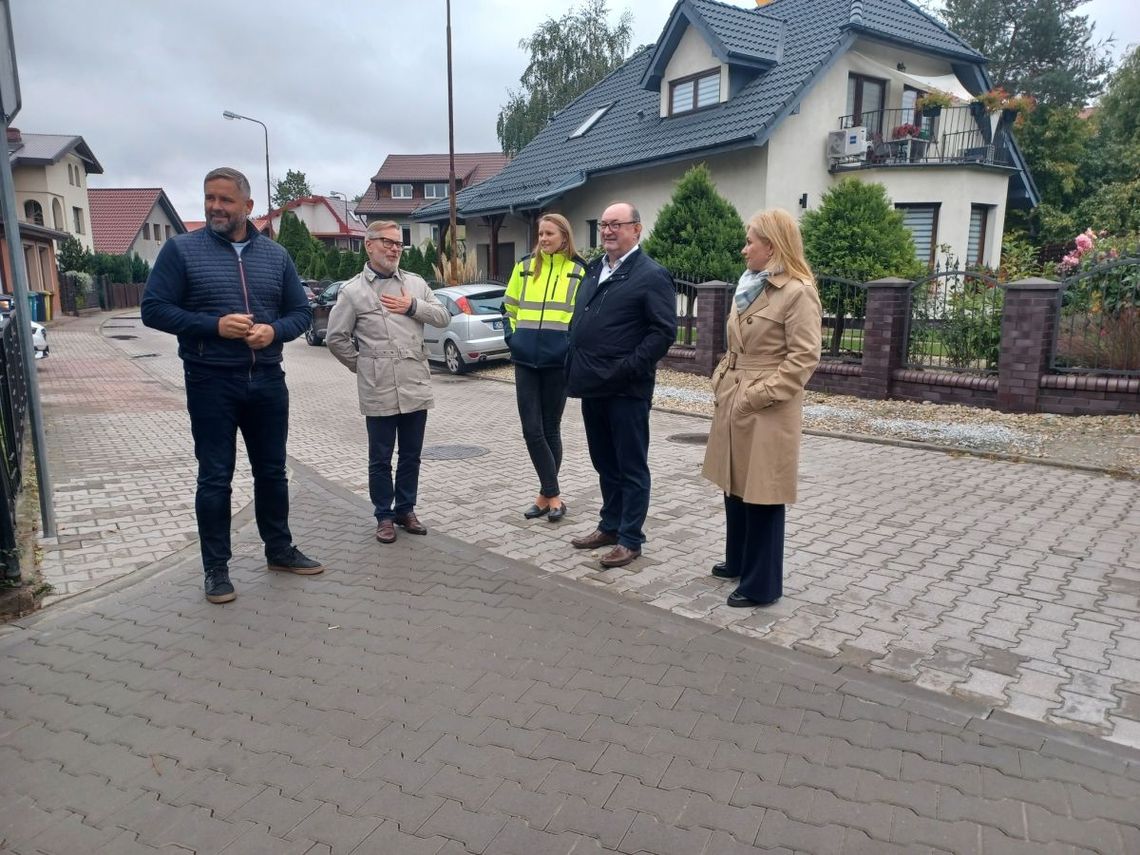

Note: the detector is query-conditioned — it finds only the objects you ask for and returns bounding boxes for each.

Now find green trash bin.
[26,293,40,322]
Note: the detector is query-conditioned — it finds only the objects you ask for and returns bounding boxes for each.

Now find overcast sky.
[10,0,1136,224]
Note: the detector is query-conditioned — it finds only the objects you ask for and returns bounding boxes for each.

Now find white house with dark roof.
[415,0,1038,275]
[88,188,186,264]
[7,127,103,252]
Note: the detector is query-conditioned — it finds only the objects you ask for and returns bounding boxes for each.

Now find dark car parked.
[305,280,344,346]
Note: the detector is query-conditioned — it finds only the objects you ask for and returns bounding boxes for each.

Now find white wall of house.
[126,202,184,264]
[760,36,1014,269]
[877,168,1009,268]
[14,153,94,251]
[555,146,767,252]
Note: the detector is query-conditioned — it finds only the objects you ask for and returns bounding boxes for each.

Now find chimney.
[6,127,21,143]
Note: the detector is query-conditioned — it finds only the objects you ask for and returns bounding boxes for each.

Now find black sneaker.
[204,569,236,604]
[267,546,324,575]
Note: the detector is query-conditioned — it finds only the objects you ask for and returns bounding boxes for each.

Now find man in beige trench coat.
[326,220,450,543]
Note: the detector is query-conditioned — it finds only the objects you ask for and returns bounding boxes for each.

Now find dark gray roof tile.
[415,0,998,221]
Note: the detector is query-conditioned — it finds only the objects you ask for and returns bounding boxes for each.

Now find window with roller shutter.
[896,204,940,268]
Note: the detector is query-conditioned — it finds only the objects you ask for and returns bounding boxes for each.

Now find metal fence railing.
[834,104,1014,170]
[1053,256,1140,376]
[0,317,30,579]
[817,275,866,363]
[672,276,699,346]
[907,269,1004,374]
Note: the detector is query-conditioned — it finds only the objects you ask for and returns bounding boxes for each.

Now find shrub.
[641,163,745,282]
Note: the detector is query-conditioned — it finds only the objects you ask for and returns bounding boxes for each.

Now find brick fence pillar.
[693,280,733,376]
[861,278,913,398]
[997,277,1063,413]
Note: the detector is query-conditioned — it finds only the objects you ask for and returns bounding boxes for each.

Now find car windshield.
[462,290,505,315]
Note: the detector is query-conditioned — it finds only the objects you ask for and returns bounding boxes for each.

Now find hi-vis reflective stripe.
[515,295,574,313]
[515,318,569,331]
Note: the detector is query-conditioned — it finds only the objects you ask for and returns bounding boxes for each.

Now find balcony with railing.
[828,105,1018,171]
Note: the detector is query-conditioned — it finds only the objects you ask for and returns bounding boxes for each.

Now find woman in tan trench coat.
[701,209,822,607]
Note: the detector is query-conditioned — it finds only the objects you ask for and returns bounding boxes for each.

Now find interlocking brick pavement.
[30,313,1140,752]
[4,463,1139,853]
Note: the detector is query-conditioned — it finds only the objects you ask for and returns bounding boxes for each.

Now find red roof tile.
[371,152,508,182]
[88,188,185,254]
[355,152,510,216]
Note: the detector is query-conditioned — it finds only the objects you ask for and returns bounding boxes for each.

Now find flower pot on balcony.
[969,101,987,123]
[921,105,942,118]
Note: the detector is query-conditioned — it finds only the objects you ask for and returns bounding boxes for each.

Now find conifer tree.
[641,163,745,282]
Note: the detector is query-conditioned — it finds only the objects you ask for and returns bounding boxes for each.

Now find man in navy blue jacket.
[566,202,676,568]
[142,167,321,604]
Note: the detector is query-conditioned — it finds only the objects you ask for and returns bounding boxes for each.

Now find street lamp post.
[221,110,273,238]
[445,0,458,284]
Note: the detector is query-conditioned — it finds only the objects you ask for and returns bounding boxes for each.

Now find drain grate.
[109,334,138,340]
[129,353,159,359]
[421,444,489,460]
[667,432,709,445]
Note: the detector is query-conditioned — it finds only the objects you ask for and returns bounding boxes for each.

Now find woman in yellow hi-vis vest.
[503,213,586,523]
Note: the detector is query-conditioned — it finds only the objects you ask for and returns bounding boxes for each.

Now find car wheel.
[444,341,467,375]
[305,324,321,346]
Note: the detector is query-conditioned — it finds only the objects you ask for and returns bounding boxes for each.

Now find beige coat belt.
[358,345,422,359]
[724,351,782,371]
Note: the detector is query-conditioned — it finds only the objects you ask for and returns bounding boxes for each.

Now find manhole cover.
[421,444,489,460]
[109,334,138,340]
[667,433,709,445]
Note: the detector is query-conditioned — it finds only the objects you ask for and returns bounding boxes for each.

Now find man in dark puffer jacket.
[142,167,322,604]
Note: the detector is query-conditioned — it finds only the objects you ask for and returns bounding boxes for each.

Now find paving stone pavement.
[31,314,1140,753]
[4,459,1140,853]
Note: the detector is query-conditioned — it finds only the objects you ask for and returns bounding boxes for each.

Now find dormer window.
[391,184,412,199]
[424,183,449,199]
[670,69,720,115]
[569,104,612,139]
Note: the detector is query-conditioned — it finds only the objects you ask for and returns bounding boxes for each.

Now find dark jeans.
[514,364,568,497]
[725,494,785,604]
[366,409,428,520]
[581,396,651,550]
[184,363,293,573]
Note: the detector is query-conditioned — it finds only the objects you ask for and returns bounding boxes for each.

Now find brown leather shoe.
[395,511,427,535]
[571,529,619,550]
[376,519,397,544]
[599,545,641,568]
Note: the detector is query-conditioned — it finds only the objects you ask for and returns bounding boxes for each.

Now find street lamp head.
[222,110,239,120]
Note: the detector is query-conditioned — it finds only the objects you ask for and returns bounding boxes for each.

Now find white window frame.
[391,184,413,199]
[424,183,449,199]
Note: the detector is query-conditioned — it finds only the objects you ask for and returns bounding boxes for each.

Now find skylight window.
[569,104,613,139]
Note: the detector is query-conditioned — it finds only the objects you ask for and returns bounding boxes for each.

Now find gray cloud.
[11,1,1133,222]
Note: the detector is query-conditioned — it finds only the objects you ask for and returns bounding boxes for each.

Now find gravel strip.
[473,363,1139,476]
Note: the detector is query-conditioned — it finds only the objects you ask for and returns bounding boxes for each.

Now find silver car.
[424,283,510,374]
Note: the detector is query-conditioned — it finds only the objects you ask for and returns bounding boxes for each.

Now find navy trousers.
[581,396,651,550]
[184,363,293,573]
[366,409,428,520]
[724,494,785,604]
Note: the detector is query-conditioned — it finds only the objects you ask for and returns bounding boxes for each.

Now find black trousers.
[514,364,568,498]
[724,494,785,604]
[581,396,651,550]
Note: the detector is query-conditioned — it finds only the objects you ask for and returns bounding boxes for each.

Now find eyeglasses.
[368,237,404,251]
[598,220,638,231]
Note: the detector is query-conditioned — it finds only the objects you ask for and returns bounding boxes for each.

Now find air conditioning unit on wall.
[827,126,867,159]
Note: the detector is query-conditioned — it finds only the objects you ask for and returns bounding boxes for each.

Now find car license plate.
[491,320,503,330]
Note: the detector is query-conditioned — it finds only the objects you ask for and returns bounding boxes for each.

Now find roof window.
[569,104,613,139]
